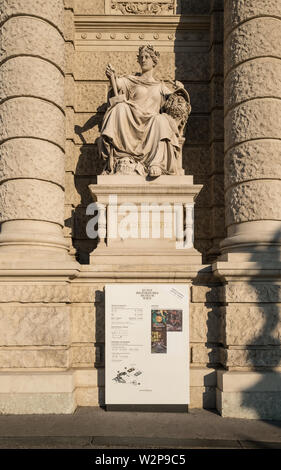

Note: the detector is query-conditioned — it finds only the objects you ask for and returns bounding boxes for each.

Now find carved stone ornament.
[111,0,175,15]
[98,44,191,177]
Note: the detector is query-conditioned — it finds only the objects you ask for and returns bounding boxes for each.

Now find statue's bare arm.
[105,64,123,94]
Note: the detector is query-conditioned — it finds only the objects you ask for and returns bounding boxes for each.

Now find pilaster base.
[216,371,281,420]
[0,372,76,414]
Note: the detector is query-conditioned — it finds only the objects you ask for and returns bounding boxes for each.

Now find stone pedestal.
[214,0,281,419]
[88,175,203,280]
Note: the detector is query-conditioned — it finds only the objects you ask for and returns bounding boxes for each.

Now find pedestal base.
[0,372,76,414]
[217,371,281,420]
[89,175,203,277]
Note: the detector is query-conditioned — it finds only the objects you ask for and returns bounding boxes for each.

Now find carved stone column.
[213,0,281,419]
[221,0,281,254]
[0,0,69,258]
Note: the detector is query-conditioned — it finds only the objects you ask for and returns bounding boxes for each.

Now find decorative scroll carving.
[111,1,175,15]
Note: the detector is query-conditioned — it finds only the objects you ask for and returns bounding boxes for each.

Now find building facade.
[0,0,280,419]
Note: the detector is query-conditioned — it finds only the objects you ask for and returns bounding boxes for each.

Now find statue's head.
[137,44,160,69]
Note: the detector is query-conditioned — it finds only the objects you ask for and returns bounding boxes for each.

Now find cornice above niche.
[106,0,178,16]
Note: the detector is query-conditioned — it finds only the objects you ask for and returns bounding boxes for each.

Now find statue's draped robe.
[98,75,181,174]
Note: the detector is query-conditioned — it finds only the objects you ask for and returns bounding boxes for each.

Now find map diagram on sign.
[112,366,143,386]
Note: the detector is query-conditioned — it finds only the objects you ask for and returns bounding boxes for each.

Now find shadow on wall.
[174,0,214,264]
[239,229,281,424]
[95,289,106,406]
[70,104,106,263]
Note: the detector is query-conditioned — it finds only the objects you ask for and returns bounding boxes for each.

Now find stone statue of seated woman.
[97,44,191,177]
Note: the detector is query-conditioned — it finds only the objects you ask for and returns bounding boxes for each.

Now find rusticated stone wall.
[0,283,71,372]
[220,282,281,370]
[70,283,105,405]
[189,280,223,408]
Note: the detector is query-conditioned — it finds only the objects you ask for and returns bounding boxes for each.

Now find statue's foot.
[149,166,162,177]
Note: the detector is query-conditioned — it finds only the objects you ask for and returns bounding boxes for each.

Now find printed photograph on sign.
[151,310,167,354]
[166,309,183,332]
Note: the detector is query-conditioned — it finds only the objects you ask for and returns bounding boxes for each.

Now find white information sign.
[105,284,189,405]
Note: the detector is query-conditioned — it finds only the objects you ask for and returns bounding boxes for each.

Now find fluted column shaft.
[222,0,281,253]
[0,0,69,256]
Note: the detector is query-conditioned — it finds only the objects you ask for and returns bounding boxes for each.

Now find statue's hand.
[174,80,184,89]
[106,63,116,79]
